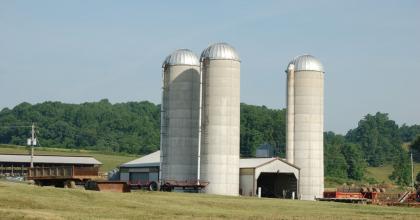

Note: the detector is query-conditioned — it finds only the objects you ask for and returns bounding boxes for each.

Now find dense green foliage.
[323,132,348,179]
[240,104,285,157]
[1,101,419,185]
[400,124,420,143]
[0,100,160,154]
[346,112,403,167]
[324,132,366,180]
[341,143,366,180]
[389,151,412,186]
[417,171,420,184]
[410,136,420,162]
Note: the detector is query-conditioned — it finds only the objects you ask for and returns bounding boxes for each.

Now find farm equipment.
[28,165,101,188]
[85,181,130,193]
[128,180,159,191]
[160,180,209,192]
[320,187,383,204]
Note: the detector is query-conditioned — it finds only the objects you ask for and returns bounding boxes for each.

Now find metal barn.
[119,151,299,198]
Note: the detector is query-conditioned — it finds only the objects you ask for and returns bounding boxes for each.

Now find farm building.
[119,151,299,198]
[119,150,159,184]
[0,154,102,177]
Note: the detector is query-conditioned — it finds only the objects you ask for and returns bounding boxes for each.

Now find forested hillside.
[0,100,160,154]
[0,100,419,185]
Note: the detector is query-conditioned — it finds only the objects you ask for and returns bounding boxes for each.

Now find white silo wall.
[161,50,200,182]
[200,58,240,196]
[286,65,295,164]
[293,69,324,200]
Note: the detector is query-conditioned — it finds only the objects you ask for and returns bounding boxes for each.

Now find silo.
[200,43,240,195]
[160,49,200,183]
[286,55,324,200]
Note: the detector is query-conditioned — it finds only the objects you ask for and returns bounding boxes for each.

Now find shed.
[119,151,299,198]
[0,154,102,177]
[119,151,160,184]
[239,157,299,198]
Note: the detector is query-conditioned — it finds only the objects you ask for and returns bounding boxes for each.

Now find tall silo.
[160,49,200,183]
[200,43,240,195]
[286,55,324,200]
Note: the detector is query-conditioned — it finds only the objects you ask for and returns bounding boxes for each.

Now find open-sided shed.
[120,151,299,198]
[239,158,299,199]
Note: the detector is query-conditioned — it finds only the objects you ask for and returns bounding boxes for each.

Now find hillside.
[0,144,137,172]
[1,181,419,220]
[1,100,420,186]
[366,164,420,184]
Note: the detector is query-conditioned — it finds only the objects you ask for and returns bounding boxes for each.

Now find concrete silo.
[286,55,324,200]
[160,49,200,183]
[199,43,240,195]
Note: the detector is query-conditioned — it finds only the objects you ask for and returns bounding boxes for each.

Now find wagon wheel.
[148,181,158,191]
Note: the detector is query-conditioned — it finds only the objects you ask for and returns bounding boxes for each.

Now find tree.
[0,100,161,154]
[411,136,420,162]
[346,112,403,167]
[240,103,286,157]
[389,151,411,186]
[324,132,347,179]
[416,171,420,184]
[341,143,366,180]
[400,124,420,143]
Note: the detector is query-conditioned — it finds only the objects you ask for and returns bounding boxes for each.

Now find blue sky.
[0,0,419,134]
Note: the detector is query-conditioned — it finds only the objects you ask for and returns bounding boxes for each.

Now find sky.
[0,0,419,134]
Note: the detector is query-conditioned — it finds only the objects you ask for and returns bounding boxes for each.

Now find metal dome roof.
[200,43,240,61]
[288,54,324,72]
[162,49,200,67]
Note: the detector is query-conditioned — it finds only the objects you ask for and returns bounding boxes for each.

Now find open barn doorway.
[257,172,297,199]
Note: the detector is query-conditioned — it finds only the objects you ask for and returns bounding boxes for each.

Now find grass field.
[2,144,419,184]
[0,144,138,172]
[366,164,420,184]
[0,181,419,220]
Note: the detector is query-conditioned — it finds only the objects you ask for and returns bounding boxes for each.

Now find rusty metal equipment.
[28,165,100,187]
[128,180,159,191]
[85,181,130,193]
[160,180,209,192]
[321,187,381,204]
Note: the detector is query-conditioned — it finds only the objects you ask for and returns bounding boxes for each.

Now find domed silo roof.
[200,43,240,61]
[288,54,324,72]
[162,49,200,67]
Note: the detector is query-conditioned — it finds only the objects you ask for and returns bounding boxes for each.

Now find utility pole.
[411,152,414,190]
[29,123,36,168]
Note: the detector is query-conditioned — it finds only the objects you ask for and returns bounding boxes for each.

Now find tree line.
[0,100,419,185]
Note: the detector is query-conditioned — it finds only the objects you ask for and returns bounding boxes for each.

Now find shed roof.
[120,151,299,170]
[120,150,160,168]
[0,154,102,165]
[240,157,300,169]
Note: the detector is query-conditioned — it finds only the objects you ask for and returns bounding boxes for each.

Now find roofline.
[240,157,300,170]
[293,69,324,73]
[0,153,98,158]
[277,157,301,170]
[201,57,241,62]
[162,63,200,68]
[254,158,279,169]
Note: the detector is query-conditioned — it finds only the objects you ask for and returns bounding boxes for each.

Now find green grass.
[0,181,419,220]
[0,144,138,172]
[366,164,420,184]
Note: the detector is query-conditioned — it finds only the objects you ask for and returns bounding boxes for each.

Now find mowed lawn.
[0,181,419,220]
[0,145,138,172]
[366,164,420,184]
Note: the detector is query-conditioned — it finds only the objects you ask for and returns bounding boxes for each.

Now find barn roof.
[240,157,300,169]
[120,151,299,170]
[120,150,160,168]
[0,154,102,165]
